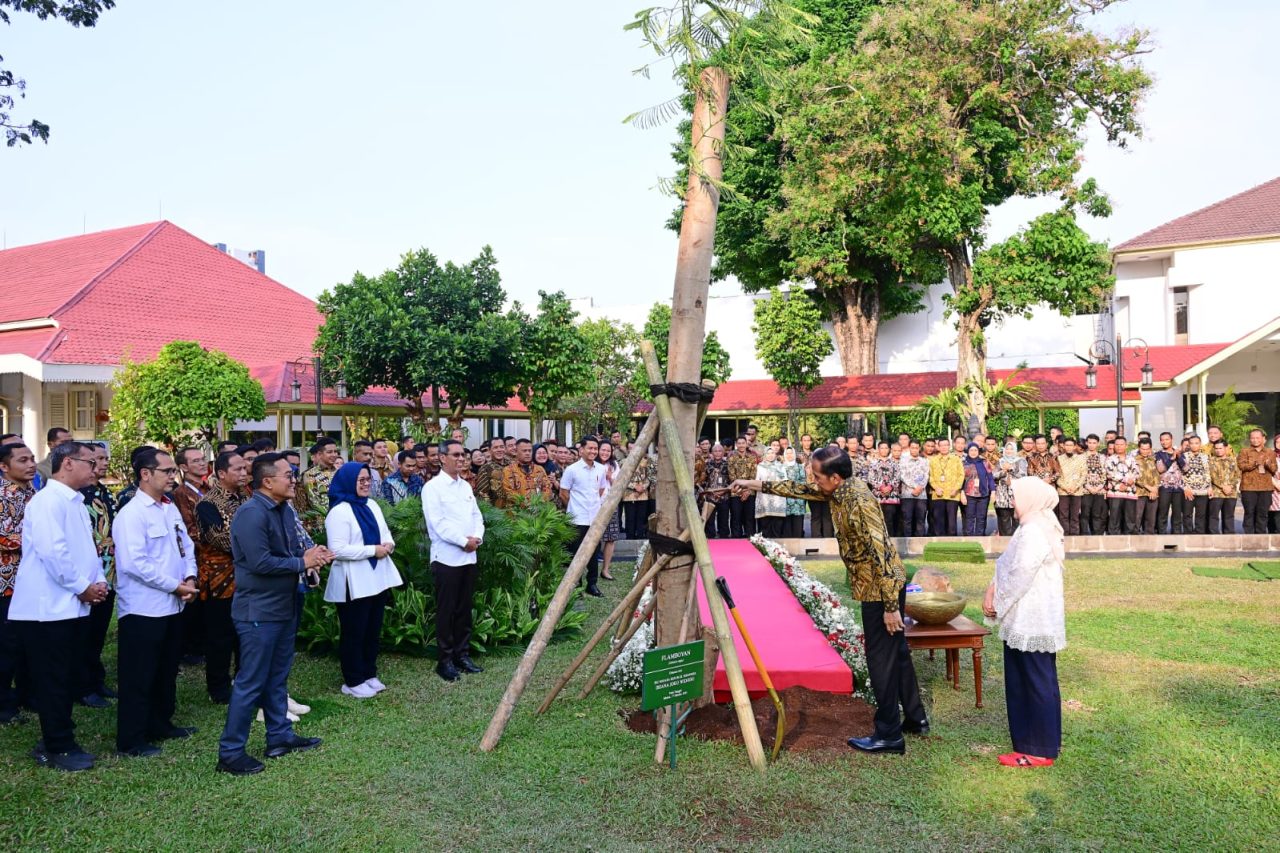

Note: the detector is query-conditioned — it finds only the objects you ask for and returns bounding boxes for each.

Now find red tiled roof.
[0,221,322,367]
[1114,176,1280,252]
[252,361,529,413]
[703,366,1141,414]
[1121,343,1228,384]
[0,327,59,359]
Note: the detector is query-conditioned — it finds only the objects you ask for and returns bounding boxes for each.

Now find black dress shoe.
[153,725,198,741]
[78,693,111,709]
[436,661,462,682]
[264,735,322,759]
[902,721,930,736]
[118,743,162,758]
[585,585,604,597]
[216,753,265,775]
[454,656,484,674]
[35,744,94,772]
[208,690,231,705]
[848,735,906,754]
[180,654,206,667]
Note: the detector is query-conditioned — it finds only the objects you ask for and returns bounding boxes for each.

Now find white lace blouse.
[986,525,1067,653]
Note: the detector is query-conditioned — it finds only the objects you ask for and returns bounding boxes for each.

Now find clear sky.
[2,0,1277,309]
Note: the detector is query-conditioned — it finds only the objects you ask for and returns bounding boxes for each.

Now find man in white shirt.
[112,448,199,758]
[423,439,485,683]
[8,441,106,772]
[558,436,605,598]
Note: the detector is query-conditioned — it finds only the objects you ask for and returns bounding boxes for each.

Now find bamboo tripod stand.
[478,340,767,772]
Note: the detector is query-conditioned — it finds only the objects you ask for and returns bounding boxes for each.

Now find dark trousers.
[996,507,1017,536]
[1003,645,1061,759]
[1056,495,1081,536]
[622,501,649,540]
[961,496,989,536]
[1183,494,1209,534]
[1080,494,1107,535]
[810,500,834,538]
[1157,490,1184,534]
[82,588,115,697]
[203,597,239,698]
[783,514,805,538]
[180,597,204,657]
[1270,510,1280,534]
[219,618,297,758]
[757,516,782,539]
[432,561,477,663]
[879,504,901,538]
[116,612,182,751]
[0,596,31,717]
[1108,498,1137,534]
[861,588,926,740]
[18,616,88,753]
[729,496,756,539]
[568,525,599,588]
[1136,496,1158,535]
[703,501,730,539]
[901,499,927,537]
[1209,497,1237,534]
[337,593,387,687]
[929,500,958,537]
[1240,490,1270,534]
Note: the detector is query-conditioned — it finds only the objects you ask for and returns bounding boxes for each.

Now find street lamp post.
[1083,336,1153,437]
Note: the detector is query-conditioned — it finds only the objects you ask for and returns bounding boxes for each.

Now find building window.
[1173,287,1189,344]
[73,390,97,434]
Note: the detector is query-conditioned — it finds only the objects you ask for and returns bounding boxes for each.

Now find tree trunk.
[654,66,730,650]
[946,245,991,434]
[829,281,880,375]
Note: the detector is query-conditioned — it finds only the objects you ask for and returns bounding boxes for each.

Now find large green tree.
[1,1,115,146]
[515,291,591,441]
[315,247,522,432]
[773,0,1150,429]
[632,302,733,395]
[105,341,265,448]
[753,286,832,441]
[558,318,644,440]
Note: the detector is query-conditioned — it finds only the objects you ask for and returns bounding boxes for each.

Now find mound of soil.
[622,686,875,753]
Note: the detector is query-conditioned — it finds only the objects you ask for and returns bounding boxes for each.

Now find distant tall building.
[212,242,266,274]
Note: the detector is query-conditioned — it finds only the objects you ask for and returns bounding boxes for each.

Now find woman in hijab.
[324,462,403,699]
[781,447,807,538]
[982,476,1066,767]
[962,442,996,536]
[992,440,1026,536]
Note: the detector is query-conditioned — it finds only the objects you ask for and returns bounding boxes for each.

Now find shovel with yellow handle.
[715,576,787,762]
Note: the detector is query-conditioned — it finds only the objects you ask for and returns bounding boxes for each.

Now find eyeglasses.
[269,472,298,482]
[148,466,179,476]
[65,456,96,467]
[446,452,465,458]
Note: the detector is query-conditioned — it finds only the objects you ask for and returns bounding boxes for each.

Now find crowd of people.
[691,424,1280,541]
[1,417,1275,774]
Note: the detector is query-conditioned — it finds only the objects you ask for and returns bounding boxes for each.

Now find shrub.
[298,495,587,655]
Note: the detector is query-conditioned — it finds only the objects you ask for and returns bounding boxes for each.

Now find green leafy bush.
[298,495,586,656]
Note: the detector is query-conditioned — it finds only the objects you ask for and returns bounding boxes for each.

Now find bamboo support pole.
[538,504,710,715]
[577,595,657,699]
[640,339,766,773]
[478,413,659,752]
[616,539,655,643]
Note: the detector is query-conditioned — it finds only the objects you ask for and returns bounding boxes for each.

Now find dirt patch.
[622,686,876,753]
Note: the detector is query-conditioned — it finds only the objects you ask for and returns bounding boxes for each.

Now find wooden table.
[904,614,992,708]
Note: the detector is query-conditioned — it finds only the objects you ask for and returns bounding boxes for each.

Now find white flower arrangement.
[605,585,654,693]
[750,534,871,700]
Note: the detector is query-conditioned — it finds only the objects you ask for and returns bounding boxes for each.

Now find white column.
[21,375,44,458]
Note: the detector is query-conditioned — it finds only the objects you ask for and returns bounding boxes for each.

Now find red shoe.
[998,752,1054,767]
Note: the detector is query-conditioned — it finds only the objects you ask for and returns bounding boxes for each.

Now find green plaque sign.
[641,640,706,712]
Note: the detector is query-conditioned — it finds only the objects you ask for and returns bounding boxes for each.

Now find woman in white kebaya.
[983,476,1067,768]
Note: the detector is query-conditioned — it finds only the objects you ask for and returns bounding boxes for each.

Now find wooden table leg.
[944,649,952,681]
[973,648,983,709]
[950,649,960,691]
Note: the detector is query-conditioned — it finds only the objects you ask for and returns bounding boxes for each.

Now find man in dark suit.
[215,454,331,776]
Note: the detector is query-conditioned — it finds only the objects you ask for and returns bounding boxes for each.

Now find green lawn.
[3,557,1278,851]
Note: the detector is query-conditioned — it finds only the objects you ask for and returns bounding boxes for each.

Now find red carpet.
[697,539,853,701]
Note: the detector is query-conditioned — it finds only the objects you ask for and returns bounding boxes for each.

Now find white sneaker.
[256,708,301,723]
[363,677,387,693]
[341,682,378,699]
[287,696,311,715]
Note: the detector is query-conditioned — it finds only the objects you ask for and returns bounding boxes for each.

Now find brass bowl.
[905,592,967,625]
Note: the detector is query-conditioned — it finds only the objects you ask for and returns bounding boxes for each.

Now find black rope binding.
[648,531,695,558]
[649,382,716,405]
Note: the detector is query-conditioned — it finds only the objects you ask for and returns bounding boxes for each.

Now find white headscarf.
[1012,476,1065,564]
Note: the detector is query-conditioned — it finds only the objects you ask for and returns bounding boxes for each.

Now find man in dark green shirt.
[732,446,927,754]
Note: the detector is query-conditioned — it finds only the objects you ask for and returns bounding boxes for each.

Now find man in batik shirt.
[1081,435,1108,536]
[0,442,37,722]
[1208,439,1241,535]
[295,437,340,533]
[867,441,902,537]
[499,439,554,509]
[474,439,508,505]
[78,442,117,707]
[194,451,248,704]
[1104,437,1139,535]
[380,451,424,506]
[727,435,759,539]
[696,442,731,539]
[1026,435,1061,487]
[1180,435,1212,534]
[1133,438,1162,535]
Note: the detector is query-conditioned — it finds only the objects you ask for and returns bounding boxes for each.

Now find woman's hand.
[982,582,997,619]
[374,543,391,559]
